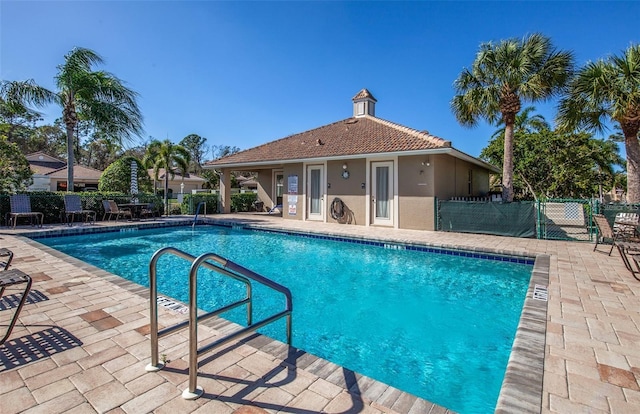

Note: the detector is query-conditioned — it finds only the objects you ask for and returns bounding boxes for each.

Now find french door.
[307,165,324,221]
[372,161,393,225]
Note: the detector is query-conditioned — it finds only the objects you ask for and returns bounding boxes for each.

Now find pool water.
[39,226,531,413]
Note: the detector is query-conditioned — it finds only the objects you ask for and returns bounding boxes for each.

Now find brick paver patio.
[1,214,639,413]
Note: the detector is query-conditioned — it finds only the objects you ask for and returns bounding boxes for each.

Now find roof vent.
[352,88,376,118]
[344,119,358,124]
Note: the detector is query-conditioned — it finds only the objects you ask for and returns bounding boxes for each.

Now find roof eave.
[203,147,499,173]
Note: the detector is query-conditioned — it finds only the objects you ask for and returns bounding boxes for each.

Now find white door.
[372,161,393,225]
[307,165,324,220]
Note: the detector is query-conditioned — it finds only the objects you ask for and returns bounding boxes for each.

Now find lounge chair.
[105,200,132,222]
[63,194,96,225]
[0,268,32,345]
[0,248,13,270]
[615,241,640,281]
[613,212,639,239]
[268,204,283,215]
[6,195,44,228]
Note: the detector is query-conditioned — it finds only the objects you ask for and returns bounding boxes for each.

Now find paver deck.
[1,214,639,413]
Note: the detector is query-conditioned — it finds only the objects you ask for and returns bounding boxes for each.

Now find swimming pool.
[37,225,532,413]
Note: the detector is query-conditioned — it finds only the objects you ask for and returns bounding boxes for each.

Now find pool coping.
[21,218,548,413]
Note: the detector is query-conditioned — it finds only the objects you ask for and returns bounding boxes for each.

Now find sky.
[1,1,639,160]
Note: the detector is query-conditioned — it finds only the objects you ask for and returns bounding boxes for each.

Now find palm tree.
[490,106,550,140]
[451,33,574,201]
[143,139,190,216]
[0,47,143,191]
[557,44,640,202]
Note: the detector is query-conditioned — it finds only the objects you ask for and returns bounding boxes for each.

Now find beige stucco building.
[26,152,102,192]
[26,152,206,195]
[206,89,498,231]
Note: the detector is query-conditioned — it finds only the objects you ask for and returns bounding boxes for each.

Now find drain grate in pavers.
[0,326,83,371]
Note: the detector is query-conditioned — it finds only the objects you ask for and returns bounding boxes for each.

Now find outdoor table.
[119,203,149,221]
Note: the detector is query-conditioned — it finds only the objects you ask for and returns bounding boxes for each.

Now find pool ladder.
[145,247,293,399]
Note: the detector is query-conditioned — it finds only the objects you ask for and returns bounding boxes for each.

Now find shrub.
[180,193,218,214]
[231,193,257,212]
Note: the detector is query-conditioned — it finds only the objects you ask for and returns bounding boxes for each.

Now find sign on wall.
[288,175,298,215]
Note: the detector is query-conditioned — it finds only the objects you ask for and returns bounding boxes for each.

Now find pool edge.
[22,219,546,413]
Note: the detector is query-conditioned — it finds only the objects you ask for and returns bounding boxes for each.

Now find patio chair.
[6,195,44,229]
[63,194,96,226]
[593,214,624,255]
[105,200,132,222]
[139,203,156,219]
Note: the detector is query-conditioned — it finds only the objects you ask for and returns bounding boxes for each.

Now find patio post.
[220,168,232,214]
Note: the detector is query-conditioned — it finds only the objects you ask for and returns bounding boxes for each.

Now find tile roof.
[206,115,451,167]
[27,152,67,174]
[352,88,377,102]
[46,165,104,180]
[148,168,206,182]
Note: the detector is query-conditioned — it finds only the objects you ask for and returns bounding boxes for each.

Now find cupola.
[352,88,377,118]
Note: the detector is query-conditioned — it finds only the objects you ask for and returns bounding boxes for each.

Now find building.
[26,152,101,192]
[148,168,207,197]
[206,89,499,231]
[26,152,207,195]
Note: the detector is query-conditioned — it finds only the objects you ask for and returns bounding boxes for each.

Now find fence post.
[536,199,542,239]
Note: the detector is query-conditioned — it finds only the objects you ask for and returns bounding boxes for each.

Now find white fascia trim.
[204,148,499,173]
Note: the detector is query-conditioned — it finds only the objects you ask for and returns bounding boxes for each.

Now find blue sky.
[2,1,639,159]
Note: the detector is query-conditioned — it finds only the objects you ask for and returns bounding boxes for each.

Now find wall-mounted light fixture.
[361,182,366,190]
[421,160,430,167]
[341,162,350,179]
[327,182,331,189]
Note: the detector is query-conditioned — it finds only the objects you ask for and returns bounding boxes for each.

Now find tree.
[143,139,190,216]
[451,33,574,201]
[490,106,550,140]
[179,134,207,174]
[0,134,32,193]
[0,95,42,145]
[98,156,151,193]
[0,47,143,192]
[200,169,219,189]
[28,124,67,157]
[481,129,622,199]
[211,144,240,160]
[557,44,640,202]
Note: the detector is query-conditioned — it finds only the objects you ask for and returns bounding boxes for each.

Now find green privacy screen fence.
[438,201,536,238]
[438,198,600,241]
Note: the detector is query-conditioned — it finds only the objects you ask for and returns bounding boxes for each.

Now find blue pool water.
[38,225,532,413]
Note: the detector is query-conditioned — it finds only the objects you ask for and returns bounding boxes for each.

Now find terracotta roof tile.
[46,165,104,180]
[352,88,377,102]
[206,115,450,167]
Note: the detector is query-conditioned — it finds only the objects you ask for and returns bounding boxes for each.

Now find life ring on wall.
[331,198,346,221]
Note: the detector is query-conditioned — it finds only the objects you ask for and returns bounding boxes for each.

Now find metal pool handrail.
[145,246,293,400]
[192,201,206,227]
